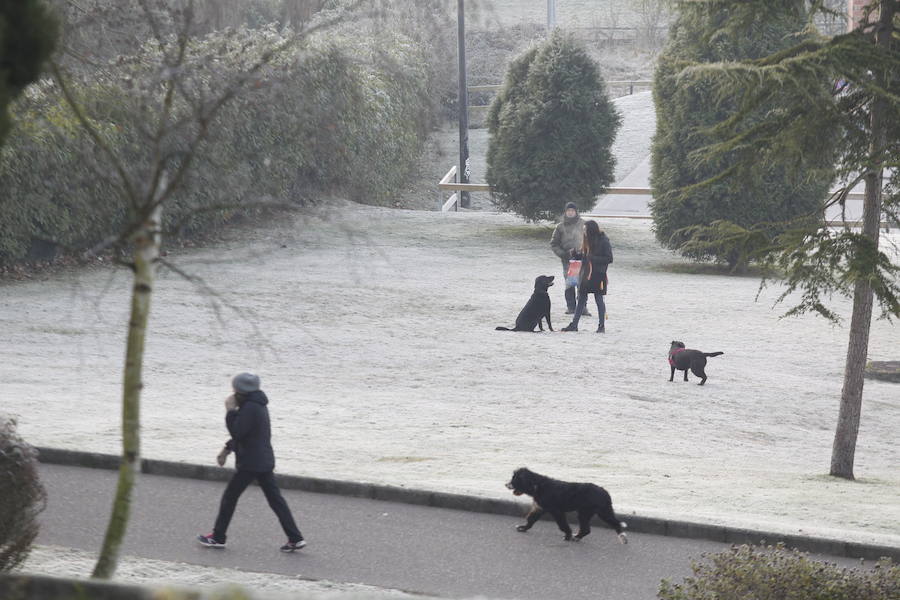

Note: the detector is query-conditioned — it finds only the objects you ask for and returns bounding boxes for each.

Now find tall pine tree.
[650,0,835,271]
[664,0,900,479]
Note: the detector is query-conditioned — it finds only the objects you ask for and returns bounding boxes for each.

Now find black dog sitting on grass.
[506,467,627,544]
[668,341,724,386]
[496,275,554,332]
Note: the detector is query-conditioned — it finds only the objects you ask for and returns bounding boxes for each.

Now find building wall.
[848,0,876,30]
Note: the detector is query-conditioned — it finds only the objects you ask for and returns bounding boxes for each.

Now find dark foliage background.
[0,0,57,146]
[649,0,836,270]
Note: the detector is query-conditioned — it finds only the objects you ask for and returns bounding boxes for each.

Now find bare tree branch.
[48,61,139,210]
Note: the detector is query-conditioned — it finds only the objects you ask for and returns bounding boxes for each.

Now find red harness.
[668,347,685,367]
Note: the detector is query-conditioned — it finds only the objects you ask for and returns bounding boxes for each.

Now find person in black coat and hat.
[198,373,306,552]
[561,220,612,333]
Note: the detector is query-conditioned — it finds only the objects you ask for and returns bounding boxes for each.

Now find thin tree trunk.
[830,0,893,480]
[91,204,161,578]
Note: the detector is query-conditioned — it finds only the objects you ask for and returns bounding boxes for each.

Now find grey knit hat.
[565,202,577,211]
[232,372,260,393]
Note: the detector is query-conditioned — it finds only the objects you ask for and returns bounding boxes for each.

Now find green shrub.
[0,8,451,266]
[0,417,46,572]
[658,544,900,600]
[486,30,620,222]
[650,1,836,270]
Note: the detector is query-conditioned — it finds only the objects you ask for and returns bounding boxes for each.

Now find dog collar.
[668,348,685,366]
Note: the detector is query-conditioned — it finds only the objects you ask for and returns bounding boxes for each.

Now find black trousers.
[570,290,605,328]
[212,469,303,543]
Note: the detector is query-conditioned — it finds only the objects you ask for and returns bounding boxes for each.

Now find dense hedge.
[658,544,899,600]
[0,11,451,266]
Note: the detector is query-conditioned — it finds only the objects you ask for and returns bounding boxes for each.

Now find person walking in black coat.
[197,373,306,552]
[561,220,612,333]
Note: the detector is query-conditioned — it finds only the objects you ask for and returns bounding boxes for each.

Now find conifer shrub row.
[0,17,446,266]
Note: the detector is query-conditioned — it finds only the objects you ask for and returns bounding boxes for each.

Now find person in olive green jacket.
[550,202,590,315]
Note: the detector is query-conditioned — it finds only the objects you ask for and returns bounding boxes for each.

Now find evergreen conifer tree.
[650,0,835,270]
[663,0,900,480]
[486,31,620,221]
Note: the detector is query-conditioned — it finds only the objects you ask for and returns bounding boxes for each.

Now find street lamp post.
[457,0,470,208]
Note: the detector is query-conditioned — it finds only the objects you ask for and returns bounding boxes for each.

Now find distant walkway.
[32,463,807,600]
[588,91,873,222]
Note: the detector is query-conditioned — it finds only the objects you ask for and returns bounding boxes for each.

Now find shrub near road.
[0,418,45,573]
[658,544,900,600]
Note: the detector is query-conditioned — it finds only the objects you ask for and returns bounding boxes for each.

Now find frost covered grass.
[2,90,898,554]
[19,545,433,599]
[1,201,898,550]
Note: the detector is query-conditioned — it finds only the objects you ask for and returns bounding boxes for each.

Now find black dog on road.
[668,341,724,386]
[496,275,554,332]
[506,467,627,543]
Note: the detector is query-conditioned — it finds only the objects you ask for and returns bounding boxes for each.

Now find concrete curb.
[36,447,899,563]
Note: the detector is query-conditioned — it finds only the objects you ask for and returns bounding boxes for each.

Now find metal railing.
[436,169,890,228]
[438,166,490,211]
[437,167,651,213]
[469,80,653,94]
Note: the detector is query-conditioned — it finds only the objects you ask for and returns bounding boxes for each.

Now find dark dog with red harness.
[668,341,724,385]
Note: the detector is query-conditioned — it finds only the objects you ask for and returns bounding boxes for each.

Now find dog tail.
[598,507,627,536]
[495,326,513,331]
[704,351,724,358]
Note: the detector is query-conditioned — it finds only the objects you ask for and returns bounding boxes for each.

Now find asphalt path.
[35,464,858,600]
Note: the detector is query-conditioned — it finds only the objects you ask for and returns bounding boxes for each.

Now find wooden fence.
[467,80,653,125]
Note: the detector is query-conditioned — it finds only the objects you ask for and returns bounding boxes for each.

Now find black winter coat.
[225,390,276,472]
[575,232,613,295]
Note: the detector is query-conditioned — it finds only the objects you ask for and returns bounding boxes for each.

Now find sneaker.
[280,539,307,552]
[582,310,592,317]
[197,534,225,548]
[565,308,575,315]
[561,324,578,332]
[596,325,605,333]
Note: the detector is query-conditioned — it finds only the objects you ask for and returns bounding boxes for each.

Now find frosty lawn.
[21,545,425,599]
[2,202,898,549]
